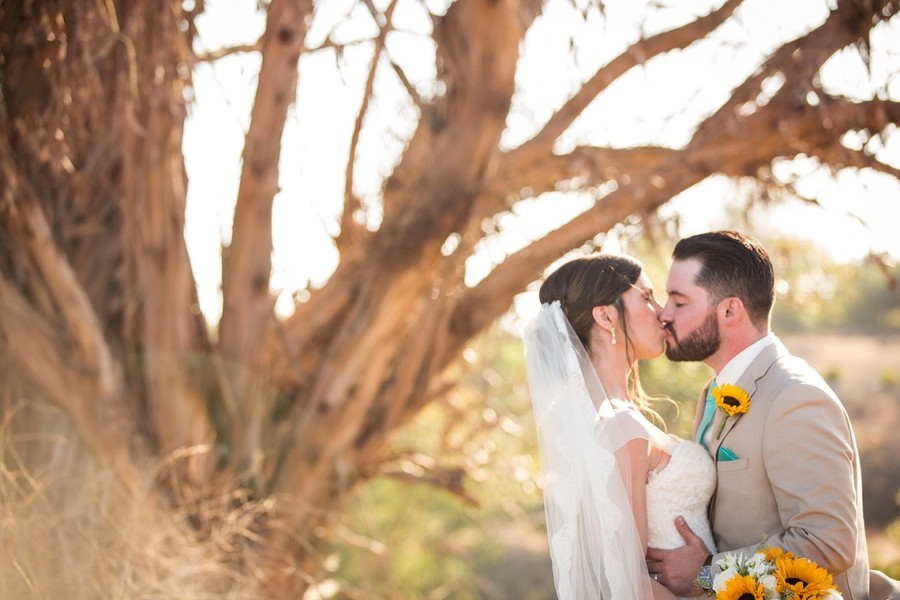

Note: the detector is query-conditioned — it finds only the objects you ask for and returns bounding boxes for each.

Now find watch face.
[698,565,715,590]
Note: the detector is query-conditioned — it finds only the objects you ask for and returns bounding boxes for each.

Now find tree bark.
[116,1,215,492]
[217,0,314,481]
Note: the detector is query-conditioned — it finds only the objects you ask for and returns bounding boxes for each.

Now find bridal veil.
[524,301,654,599]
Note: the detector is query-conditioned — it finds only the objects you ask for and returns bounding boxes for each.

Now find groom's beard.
[665,310,721,361]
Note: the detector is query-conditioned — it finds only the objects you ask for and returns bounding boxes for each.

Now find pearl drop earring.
[611,328,617,345]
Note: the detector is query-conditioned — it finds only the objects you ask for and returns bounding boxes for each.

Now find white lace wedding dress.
[647,436,718,599]
[524,304,717,599]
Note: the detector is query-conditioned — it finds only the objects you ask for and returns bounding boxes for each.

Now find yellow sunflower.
[716,574,766,600]
[712,384,751,438]
[713,384,751,417]
[775,556,837,599]
[760,545,795,562]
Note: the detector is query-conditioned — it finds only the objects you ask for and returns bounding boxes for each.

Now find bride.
[524,254,716,599]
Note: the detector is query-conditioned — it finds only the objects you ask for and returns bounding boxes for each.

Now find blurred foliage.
[769,252,900,335]
[881,369,898,391]
[327,335,554,599]
[638,357,712,440]
[324,223,899,599]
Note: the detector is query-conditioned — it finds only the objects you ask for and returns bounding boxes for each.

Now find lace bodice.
[647,438,717,554]
[606,404,717,557]
[647,438,717,600]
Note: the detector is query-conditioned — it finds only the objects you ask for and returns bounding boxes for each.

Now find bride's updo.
[538,253,643,354]
[538,253,661,413]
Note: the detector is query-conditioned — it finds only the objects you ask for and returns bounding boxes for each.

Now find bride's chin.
[634,338,667,360]
[642,346,665,360]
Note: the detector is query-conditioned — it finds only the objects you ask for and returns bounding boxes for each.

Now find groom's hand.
[646,517,709,597]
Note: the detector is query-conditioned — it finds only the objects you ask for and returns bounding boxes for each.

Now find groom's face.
[660,259,721,362]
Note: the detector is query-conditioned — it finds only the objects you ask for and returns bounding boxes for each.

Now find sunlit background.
[173,2,900,597]
[183,0,900,326]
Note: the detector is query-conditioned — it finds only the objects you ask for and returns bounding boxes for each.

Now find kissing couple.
[524,230,900,599]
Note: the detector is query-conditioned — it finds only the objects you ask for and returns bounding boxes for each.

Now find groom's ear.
[719,297,745,324]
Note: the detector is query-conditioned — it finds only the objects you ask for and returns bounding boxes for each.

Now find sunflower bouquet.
[710,545,842,599]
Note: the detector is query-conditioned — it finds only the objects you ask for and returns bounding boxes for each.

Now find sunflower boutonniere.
[712,384,751,439]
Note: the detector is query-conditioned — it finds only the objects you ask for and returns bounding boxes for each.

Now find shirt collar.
[715,332,777,385]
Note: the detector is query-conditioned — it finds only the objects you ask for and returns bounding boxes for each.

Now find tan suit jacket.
[695,339,894,599]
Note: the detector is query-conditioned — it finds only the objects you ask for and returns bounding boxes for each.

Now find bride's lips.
[663,326,676,344]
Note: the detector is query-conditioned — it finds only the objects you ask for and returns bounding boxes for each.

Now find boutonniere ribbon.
[712,384,751,439]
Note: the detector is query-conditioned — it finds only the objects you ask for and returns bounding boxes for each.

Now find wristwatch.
[697,555,714,592]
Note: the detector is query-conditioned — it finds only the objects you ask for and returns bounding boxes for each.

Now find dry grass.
[0,401,271,600]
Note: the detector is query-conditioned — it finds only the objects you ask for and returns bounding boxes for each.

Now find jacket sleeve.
[739,381,859,573]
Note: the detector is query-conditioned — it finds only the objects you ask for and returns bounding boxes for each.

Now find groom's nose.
[658,304,672,324]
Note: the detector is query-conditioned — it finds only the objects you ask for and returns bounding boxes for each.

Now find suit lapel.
[710,340,787,458]
[708,339,788,527]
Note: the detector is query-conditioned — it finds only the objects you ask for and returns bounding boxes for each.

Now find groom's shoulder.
[768,351,828,384]
[764,351,843,405]
[773,351,820,378]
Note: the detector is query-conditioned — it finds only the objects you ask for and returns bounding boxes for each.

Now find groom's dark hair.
[672,230,775,328]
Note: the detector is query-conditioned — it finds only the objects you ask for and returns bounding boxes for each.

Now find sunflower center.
[738,594,756,600]
[786,577,806,586]
[723,396,740,408]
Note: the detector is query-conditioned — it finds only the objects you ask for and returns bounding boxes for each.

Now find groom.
[646,230,900,599]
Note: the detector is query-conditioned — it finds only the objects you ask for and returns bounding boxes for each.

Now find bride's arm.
[617,438,678,600]
[617,438,650,550]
